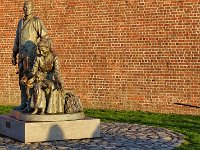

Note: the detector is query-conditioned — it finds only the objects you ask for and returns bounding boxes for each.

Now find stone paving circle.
[0,122,185,150]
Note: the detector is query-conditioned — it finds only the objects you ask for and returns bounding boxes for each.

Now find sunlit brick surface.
[0,0,200,115]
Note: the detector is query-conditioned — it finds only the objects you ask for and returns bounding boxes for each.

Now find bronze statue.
[20,38,83,115]
[12,1,83,115]
[25,38,64,115]
[12,1,48,111]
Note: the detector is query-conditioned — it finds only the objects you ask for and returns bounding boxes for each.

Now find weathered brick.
[0,0,200,115]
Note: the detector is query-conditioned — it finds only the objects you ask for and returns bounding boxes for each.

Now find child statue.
[23,38,65,115]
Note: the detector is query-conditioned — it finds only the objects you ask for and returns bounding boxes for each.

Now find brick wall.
[0,0,200,115]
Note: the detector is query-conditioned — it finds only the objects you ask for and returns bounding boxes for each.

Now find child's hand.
[20,76,28,83]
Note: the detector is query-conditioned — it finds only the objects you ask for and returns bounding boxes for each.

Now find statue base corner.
[0,114,100,143]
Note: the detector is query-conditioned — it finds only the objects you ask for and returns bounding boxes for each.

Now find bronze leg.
[31,108,38,115]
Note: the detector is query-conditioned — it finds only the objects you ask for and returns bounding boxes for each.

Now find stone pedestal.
[0,115,100,143]
[10,110,85,122]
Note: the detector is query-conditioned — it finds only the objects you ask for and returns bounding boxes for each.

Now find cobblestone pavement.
[0,122,185,150]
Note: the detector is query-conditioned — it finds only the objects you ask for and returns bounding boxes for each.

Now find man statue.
[12,1,48,111]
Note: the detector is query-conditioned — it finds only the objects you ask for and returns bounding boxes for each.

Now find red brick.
[0,0,200,115]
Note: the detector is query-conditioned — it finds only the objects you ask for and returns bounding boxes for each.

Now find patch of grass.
[0,105,14,114]
[85,109,200,150]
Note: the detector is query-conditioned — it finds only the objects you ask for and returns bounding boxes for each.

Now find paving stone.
[56,146,67,149]
[0,122,185,150]
[0,146,6,148]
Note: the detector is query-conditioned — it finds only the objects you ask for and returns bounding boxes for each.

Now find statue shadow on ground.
[47,125,64,141]
[46,121,100,141]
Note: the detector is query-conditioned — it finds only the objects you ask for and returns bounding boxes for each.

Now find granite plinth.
[10,110,85,122]
[0,115,100,143]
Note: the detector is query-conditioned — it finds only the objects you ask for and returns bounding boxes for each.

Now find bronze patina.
[12,1,48,111]
[27,38,64,115]
[12,1,83,115]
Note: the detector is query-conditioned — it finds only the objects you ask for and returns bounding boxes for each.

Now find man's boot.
[13,102,27,111]
[14,84,27,111]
